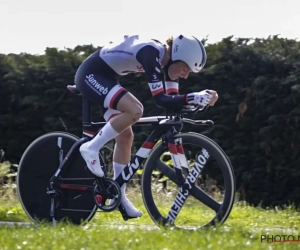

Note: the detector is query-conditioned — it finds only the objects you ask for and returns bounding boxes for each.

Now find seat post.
[82,95,92,124]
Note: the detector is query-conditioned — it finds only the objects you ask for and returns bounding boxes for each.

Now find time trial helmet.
[171,35,207,73]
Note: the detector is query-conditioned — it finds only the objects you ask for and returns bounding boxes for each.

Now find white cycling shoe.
[79,142,104,177]
[121,197,143,218]
[110,196,143,218]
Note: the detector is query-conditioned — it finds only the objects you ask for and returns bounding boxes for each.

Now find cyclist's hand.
[187,90,212,106]
[208,90,218,106]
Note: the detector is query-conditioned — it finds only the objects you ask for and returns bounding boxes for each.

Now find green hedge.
[1,36,300,208]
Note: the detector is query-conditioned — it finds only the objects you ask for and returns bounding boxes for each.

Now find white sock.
[113,161,127,199]
[113,161,126,179]
[112,162,142,216]
[87,122,119,152]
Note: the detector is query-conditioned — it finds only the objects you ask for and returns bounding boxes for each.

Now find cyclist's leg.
[112,126,142,217]
[74,71,128,177]
[102,110,142,217]
[82,84,143,154]
[75,70,143,166]
[111,126,133,165]
[101,108,134,166]
[108,92,143,131]
[75,66,143,216]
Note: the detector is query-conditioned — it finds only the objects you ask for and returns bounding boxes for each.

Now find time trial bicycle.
[17,84,236,230]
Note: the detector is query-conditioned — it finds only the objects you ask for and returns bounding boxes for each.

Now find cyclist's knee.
[115,128,134,145]
[116,93,144,122]
[129,104,143,122]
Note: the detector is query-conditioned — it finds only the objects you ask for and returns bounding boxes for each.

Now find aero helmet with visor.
[171,35,207,73]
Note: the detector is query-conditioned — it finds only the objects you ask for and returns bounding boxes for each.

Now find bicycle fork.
[164,131,211,226]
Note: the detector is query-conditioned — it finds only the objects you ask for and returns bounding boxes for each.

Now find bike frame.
[48,88,213,221]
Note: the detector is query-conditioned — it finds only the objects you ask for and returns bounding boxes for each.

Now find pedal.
[118,203,140,221]
[118,203,128,221]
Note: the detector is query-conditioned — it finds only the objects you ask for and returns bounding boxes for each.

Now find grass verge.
[0,189,299,249]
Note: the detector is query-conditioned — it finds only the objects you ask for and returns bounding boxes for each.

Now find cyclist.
[74,34,218,218]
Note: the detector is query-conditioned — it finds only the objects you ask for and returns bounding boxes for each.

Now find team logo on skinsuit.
[85,74,108,94]
[151,83,162,89]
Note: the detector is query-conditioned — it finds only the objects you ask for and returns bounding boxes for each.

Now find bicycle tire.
[17,132,97,225]
[141,132,235,229]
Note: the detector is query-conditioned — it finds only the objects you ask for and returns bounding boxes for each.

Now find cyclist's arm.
[136,46,187,109]
[165,80,179,95]
[163,64,179,95]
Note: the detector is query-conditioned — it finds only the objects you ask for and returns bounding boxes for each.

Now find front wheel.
[141,132,235,230]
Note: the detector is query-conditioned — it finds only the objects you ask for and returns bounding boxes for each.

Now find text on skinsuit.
[166,149,209,224]
[85,74,109,94]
